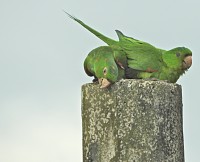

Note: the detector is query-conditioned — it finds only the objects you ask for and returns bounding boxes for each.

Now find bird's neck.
[161,66,185,83]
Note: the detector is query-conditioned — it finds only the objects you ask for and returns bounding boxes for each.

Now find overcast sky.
[0,0,199,161]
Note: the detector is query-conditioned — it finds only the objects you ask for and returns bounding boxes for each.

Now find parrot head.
[162,47,192,71]
[95,60,119,88]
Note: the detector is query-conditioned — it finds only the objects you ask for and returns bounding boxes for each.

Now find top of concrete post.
[81,79,184,162]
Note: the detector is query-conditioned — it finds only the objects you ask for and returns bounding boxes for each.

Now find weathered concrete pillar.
[81,79,184,162]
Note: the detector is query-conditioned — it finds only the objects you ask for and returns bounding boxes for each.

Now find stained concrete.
[81,79,184,162]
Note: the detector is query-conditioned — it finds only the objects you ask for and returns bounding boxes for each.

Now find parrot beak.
[183,55,192,70]
[98,78,111,88]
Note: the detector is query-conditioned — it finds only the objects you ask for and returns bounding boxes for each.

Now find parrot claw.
[143,78,159,81]
[92,77,98,83]
[161,80,170,83]
[143,78,170,83]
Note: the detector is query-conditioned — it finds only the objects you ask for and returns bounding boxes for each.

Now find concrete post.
[81,79,184,162]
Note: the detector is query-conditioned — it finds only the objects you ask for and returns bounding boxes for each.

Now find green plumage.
[84,46,125,88]
[65,11,192,86]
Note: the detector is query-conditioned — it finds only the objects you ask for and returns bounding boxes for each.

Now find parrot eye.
[176,53,181,57]
[103,67,107,75]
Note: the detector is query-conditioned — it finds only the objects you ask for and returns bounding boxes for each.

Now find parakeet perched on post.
[115,30,192,83]
[84,46,126,88]
[64,11,192,87]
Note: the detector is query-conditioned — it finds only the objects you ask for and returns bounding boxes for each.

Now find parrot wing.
[124,43,163,72]
[115,30,164,72]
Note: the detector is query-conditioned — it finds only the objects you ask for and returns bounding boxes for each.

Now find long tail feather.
[63,10,118,46]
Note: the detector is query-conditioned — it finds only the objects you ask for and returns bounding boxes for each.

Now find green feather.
[84,46,125,83]
[64,11,118,46]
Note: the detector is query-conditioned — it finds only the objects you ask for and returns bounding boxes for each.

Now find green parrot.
[65,11,192,83]
[115,30,192,82]
[84,46,126,88]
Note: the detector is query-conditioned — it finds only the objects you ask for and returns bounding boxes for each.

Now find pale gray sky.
[0,0,199,161]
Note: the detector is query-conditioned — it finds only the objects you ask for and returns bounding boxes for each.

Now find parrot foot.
[143,78,170,83]
[161,80,170,83]
[143,78,159,81]
[92,77,98,83]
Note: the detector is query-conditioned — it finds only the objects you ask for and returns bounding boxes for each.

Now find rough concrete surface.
[81,79,184,162]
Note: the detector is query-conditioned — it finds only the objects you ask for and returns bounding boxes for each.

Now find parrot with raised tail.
[64,11,192,87]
